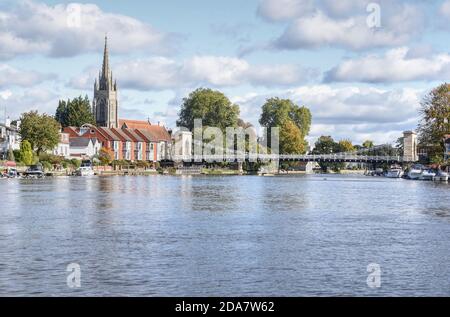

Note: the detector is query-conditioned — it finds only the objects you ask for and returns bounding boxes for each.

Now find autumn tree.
[418,83,450,160]
[338,139,355,153]
[259,97,311,154]
[99,147,114,165]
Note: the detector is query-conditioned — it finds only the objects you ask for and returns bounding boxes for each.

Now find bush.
[41,161,53,171]
[71,159,81,168]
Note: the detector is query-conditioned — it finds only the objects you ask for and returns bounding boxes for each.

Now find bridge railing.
[172,154,411,162]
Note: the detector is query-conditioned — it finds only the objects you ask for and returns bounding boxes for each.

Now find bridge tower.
[403,131,418,162]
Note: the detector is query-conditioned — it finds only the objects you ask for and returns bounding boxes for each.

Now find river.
[0,174,449,296]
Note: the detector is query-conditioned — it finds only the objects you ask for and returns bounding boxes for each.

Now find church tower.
[93,36,119,128]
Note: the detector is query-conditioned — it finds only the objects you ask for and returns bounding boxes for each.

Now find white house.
[0,118,20,160]
[69,137,102,159]
[52,133,70,159]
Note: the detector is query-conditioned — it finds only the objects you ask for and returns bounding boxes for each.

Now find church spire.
[102,35,110,80]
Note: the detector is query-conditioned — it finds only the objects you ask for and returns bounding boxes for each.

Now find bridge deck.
[172,154,414,163]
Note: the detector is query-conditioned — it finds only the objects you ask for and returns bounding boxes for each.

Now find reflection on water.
[0,175,449,296]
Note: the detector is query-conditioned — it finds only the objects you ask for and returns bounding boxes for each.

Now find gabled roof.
[111,128,133,142]
[146,125,171,142]
[70,137,94,148]
[123,128,144,142]
[135,128,157,142]
[119,119,152,130]
[97,127,121,141]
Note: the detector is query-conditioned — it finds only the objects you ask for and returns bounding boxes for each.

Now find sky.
[1,0,450,145]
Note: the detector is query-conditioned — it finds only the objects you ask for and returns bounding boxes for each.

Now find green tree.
[55,95,95,127]
[312,136,344,172]
[259,97,311,154]
[177,88,240,131]
[363,140,374,149]
[19,111,60,155]
[19,140,34,166]
[418,83,450,159]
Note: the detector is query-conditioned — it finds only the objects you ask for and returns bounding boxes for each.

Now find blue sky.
[1,0,450,145]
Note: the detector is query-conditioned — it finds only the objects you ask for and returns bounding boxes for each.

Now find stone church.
[93,36,119,128]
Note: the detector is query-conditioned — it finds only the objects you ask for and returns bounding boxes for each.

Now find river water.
[0,174,450,296]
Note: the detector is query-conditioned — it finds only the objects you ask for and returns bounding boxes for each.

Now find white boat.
[386,166,404,178]
[420,169,436,181]
[407,164,423,180]
[24,165,45,178]
[434,170,449,182]
[75,166,95,177]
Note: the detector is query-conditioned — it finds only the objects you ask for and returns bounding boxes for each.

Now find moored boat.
[23,165,45,178]
[407,164,423,180]
[434,170,449,182]
[420,169,436,181]
[75,166,95,177]
[386,165,404,178]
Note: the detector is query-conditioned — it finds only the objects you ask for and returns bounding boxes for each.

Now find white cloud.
[0,64,55,88]
[69,55,316,90]
[0,0,177,59]
[275,11,415,50]
[257,0,424,51]
[325,47,450,83]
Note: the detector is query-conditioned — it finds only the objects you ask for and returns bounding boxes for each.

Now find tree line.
[8,82,449,168]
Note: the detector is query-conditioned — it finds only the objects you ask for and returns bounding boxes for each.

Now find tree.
[363,140,374,149]
[312,136,344,172]
[338,139,355,153]
[418,83,450,159]
[19,111,60,155]
[259,97,311,154]
[280,120,305,154]
[177,88,240,131]
[55,95,95,127]
[19,140,34,166]
[99,147,114,165]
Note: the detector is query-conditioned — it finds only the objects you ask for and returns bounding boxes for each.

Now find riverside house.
[0,118,20,160]
[63,120,172,162]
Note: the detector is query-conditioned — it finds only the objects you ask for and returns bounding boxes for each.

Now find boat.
[5,167,19,178]
[75,166,95,177]
[434,170,449,182]
[407,164,423,180]
[23,165,45,178]
[420,169,436,181]
[385,166,404,178]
